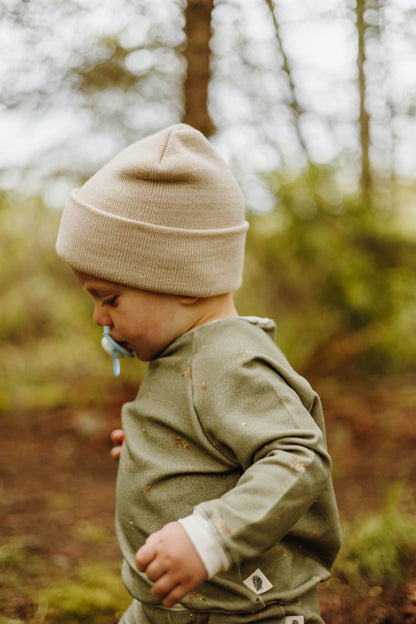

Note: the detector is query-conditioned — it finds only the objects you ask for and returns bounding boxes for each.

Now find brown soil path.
[1,375,415,623]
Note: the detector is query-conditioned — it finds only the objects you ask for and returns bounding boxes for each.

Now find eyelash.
[102,296,118,308]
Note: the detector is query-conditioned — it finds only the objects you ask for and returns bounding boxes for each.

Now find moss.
[39,562,130,622]
[334,484,416,587]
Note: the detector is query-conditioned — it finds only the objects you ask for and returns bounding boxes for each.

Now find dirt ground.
[1,374,416,623]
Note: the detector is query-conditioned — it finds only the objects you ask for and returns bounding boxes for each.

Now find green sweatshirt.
[116,317,341,615]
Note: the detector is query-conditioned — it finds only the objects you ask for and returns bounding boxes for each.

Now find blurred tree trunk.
[355,0,372,199]
[368,0,394,210]
[182,0,215,137]
[263,0,310,162]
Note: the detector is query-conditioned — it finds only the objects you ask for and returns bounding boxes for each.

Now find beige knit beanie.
[56,123,248,297]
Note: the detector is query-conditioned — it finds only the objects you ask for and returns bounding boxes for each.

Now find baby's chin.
[120,342,135,353]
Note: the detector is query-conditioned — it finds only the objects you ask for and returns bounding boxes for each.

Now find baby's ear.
[179,296,200,306]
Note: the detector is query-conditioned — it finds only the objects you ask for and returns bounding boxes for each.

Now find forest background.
[1,1,416,623]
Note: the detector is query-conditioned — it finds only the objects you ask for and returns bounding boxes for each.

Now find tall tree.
[355,0,372,198]
[182,0,215,136]
[1,0,415,198]
[263,0,309,161]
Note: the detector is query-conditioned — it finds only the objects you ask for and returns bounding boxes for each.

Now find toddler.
[56,124,341,624]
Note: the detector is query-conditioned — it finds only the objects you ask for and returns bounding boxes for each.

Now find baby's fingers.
[135,540,157,572]
[157,578,195,608]
[110,446,122,460]
[110,429,124,460]
[110,429,124,445]
[151,574,178,601]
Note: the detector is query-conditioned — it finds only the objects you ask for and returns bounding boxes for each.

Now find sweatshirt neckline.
[154,316,276,360]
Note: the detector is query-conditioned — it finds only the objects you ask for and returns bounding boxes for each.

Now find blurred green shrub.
[1,166,415,413]
[38,561,131,622]
[334,483,416,587]
[0,193,144,413]
[236,165,416,375]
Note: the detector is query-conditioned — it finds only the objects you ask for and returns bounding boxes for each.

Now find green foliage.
[1,166,415,413]
[38,562,131,622]
[334,484,416,588]
[237,165,416,373]
[0,544,130,623]
[0,541,32,570]
[0,539,47,621]
[74,39,141,94]
[0,193,143,413]
[0,539,129,623]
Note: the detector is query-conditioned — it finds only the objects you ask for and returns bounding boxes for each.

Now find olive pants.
[118,587,324,624]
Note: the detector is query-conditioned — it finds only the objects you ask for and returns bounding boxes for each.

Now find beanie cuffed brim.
[56,190,249,297]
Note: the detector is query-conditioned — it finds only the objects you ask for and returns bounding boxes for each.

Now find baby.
[56,124,341,624]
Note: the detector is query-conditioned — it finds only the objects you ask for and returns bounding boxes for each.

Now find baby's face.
[74,271,198,361]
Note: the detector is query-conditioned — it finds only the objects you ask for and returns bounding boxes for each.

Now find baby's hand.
[110,429,124,460]
[135,521,208,608]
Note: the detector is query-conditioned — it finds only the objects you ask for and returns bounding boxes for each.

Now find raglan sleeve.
[190,344,332,567]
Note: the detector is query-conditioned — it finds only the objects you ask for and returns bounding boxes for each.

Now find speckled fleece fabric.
[116,317,341,619]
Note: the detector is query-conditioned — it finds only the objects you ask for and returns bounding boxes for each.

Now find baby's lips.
[121,342,135,353]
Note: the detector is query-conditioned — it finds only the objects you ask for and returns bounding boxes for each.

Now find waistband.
[118,591,324,624]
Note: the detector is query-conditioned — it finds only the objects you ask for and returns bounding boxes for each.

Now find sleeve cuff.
[178,511,230,578]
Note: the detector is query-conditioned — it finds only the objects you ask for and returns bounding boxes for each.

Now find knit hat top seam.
[158,127,173,165]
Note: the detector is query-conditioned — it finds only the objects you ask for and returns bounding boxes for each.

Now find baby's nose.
[93,305,112,327]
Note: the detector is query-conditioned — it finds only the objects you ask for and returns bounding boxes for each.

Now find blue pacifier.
[101,326,134,376]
